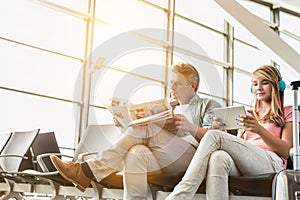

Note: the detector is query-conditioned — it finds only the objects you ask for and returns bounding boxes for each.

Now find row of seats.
[0,129,94,199]
[0,126,275,200]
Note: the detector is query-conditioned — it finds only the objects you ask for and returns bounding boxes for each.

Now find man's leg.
[147,129,196,174]
[50,125,195,192]
[50,155,93,192]
[50,127,145,191]
[123,145,162,200]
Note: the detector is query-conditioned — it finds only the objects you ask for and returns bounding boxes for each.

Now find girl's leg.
[206,150,240,200]
[123,145,162,200]
[166,130,283,200]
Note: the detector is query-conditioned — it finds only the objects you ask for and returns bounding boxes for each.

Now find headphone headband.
[273,67,286,92]
[273,66,283,80]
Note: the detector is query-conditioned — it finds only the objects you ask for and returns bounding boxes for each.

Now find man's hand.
[173,114,196,133]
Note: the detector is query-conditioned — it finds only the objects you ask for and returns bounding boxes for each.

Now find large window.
[1,0,299,151]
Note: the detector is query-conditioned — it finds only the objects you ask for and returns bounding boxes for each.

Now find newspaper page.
[108,98,172,128]
[108,98,131,129]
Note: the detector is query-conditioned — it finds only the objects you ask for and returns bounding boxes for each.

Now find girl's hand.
[212,117,225,129]
[237,110,263,134]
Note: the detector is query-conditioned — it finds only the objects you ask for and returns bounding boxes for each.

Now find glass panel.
[236,0,270,21]
[234,1,270,43]
[0,90,77,149]
[176,0,225,32]
[144,0,167,8]
[91,67,165,107]
[172,55,224,101]
[280,34,300,52]
[43,0,88,13]
[284,85,300,108]
[92,24,167,52]
[280,66,300,106]
[0,40,82,100]
[88,45,166,106]
[234,25,264,45]
[93,24,126,50]
[89,107,114,125]
[0,0,86,58]
[233,71,253,106]
[95,0,165,31]
[234,40,271,72]
[174,17,224,61]
[280,12,300,37]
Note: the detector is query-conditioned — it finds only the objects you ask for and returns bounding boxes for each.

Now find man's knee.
[125,145,152,164]
[124,145,155,172]
[128,144,152,154]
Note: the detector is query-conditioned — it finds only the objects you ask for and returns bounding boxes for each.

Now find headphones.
[250,66,286,93]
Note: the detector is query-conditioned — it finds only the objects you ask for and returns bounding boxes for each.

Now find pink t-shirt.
[243,106,297,168]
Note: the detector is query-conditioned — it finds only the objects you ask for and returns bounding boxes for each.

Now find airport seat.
[68,124,124,199]
[24,131,74,199]
[0,129,40,200]
[149,161,297,200]
[19,131,94,199]
[79,126,274,200]
[30,131,61,172]
[148,171,275,200]
[1,126,277,200]
[28,125,123,200]
[0,132,12,155]
[0,130,78,200]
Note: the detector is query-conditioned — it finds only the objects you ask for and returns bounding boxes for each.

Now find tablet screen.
[213,106,246,130]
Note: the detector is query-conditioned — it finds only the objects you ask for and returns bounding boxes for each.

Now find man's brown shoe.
[50,155,91,192]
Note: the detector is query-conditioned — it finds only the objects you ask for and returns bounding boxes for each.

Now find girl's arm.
[237,129,245,138]
[238,111,293,159]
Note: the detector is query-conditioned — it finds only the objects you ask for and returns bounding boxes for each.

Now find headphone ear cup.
[250,86,253,93]
[279,80,286,92]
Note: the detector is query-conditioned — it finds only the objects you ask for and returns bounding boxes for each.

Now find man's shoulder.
[198,97,221,108]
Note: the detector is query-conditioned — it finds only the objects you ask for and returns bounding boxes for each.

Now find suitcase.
[272,80,300,200]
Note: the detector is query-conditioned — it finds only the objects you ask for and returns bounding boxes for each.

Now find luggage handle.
[291,81,300,90]
[291,81,300,170]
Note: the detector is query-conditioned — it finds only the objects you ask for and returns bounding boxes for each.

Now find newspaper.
[107,98,173,129]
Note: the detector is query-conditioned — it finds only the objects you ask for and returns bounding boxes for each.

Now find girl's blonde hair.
[252,65,285,127]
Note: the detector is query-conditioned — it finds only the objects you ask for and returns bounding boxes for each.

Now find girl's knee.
[208,150,233,172]
[210,150,230,163]
[203,129,224,142]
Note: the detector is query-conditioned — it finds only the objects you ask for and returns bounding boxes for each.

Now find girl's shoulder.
[284,105,293,121]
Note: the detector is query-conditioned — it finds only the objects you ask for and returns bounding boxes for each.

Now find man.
[50,62,221,199]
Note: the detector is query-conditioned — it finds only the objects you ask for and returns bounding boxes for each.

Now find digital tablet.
[213,106,246,130]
